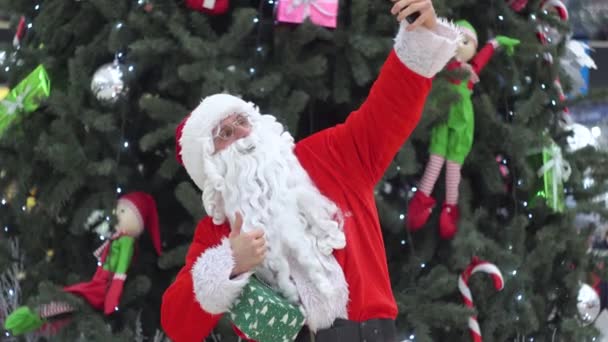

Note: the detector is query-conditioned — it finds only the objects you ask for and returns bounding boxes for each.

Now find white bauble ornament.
[90,62,129,104]
[577,283,601,325]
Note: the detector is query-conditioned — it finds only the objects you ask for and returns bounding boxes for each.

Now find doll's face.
[456,35,478,62]
[116,202,144,237]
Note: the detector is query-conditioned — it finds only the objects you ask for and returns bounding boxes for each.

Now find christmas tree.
[0,0,605,341]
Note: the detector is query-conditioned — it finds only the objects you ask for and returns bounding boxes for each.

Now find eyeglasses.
[213,114,251,141]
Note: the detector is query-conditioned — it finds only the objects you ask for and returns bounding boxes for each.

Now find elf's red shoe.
[407,191,436,231]
[439,204,459,239]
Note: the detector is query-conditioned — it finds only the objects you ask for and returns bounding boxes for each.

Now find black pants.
[600,280,608,310]
[295,319,397,342]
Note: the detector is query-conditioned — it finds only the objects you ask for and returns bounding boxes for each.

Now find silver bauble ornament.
[577,283,601,325]
[90,62,128,104]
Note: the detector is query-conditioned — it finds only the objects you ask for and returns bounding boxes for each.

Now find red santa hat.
[118,192,162,256]
[540,0,568,21]
[175,94,259,191]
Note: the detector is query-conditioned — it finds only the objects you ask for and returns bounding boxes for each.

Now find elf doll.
[4,191,162,336]
[406,20,520,239]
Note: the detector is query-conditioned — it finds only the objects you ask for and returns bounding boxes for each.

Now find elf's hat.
[455,20,478,45]
[118,192,162,256]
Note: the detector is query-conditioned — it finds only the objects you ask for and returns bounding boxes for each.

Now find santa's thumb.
[230,212,244,236]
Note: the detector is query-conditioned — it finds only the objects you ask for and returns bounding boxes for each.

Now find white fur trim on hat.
[179,94,259,191]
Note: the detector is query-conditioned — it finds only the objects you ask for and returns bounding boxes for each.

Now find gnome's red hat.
[118,192,162,256]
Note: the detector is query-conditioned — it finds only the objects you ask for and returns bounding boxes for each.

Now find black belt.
[295,318,397,342]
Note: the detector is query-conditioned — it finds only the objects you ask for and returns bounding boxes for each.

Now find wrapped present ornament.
[528,137,571,212]
[277,0,339,28]
[185,0,230,15]
[506,0,528,12]
[229,277,306,342]
[0,65,51,135]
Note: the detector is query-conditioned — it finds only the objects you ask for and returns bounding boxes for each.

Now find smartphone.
[406,11,421,24]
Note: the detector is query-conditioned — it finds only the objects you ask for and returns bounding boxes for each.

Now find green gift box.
[528,135,571,212]
[229,277,306,342]
[0,64,51,134]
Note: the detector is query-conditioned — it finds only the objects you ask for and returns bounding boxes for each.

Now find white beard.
[201,114,349,331]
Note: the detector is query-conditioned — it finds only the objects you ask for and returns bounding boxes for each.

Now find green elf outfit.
[407,20,520,239]
[430,21,516,163]
[63,233,136,313]
[4,192,162,336]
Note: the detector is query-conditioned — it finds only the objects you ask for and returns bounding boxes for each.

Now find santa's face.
[212,113,252,154]
[208,114,295,230]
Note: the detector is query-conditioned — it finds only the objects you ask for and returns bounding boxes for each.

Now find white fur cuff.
[394,18,462,78]
[191,238,251,314]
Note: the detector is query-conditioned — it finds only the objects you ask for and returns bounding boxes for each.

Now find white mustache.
[234,137,257,155]
[236,144,255,154]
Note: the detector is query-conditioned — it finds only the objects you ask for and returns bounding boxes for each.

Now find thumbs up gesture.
[229,212,267,277]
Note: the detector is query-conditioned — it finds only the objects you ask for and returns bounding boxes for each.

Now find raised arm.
[470,41,498,75]
[321,17,460,187]
[161,219,250,342]
[471,36,520,75]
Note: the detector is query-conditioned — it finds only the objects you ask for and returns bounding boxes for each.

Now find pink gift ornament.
[277,0,339,28]
[506,0,528,12]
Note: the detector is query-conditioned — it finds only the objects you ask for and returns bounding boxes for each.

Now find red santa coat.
[162,21,460,342]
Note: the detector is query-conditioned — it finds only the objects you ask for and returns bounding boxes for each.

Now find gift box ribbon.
[536,144,571,210]
[277,0,339,28]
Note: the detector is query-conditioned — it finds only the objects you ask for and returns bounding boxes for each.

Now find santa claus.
[161,0,461,341]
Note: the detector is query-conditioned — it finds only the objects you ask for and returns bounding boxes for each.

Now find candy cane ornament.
[458,257,505,342]
[12,16,26,48]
